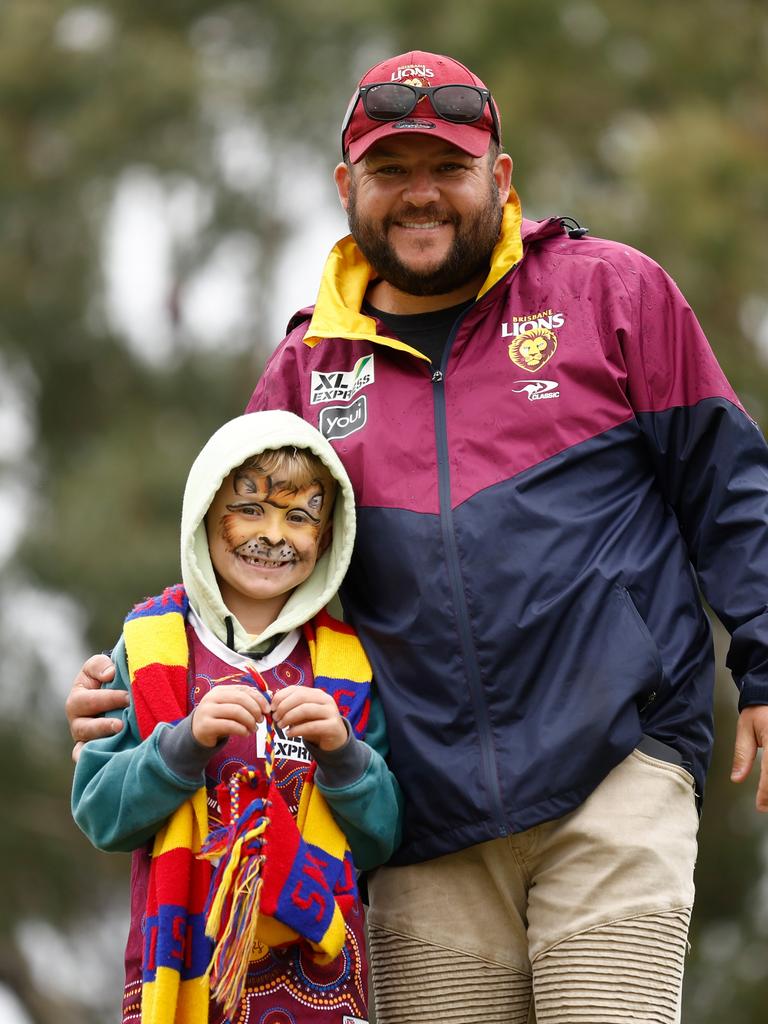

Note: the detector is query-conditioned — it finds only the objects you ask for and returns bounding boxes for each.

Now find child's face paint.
[205,466,333,617]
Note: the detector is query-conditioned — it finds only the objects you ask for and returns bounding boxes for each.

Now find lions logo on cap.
[508,327,558,372]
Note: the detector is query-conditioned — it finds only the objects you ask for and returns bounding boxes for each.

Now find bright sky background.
[102,156,348,368]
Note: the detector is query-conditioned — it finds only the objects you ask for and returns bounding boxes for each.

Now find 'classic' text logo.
[511,379,560,401]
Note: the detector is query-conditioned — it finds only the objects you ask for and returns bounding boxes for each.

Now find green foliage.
[2,1,767,1020]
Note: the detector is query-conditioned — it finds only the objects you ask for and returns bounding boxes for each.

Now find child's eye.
[240,504,263,517]
[287,512,310,524]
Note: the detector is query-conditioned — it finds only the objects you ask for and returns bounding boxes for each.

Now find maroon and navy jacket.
[248,191,768,865]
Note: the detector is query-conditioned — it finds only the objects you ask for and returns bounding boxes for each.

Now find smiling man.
[337,133,509,306]
[68,51,768,1023]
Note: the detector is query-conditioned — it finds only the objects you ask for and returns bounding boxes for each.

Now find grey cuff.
[157,715,222,781]
[306,718,372,789]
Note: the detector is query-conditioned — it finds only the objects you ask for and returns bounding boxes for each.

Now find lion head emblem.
[508,327,558,372]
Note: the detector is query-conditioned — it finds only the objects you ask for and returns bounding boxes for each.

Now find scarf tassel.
[198,769,271,1019]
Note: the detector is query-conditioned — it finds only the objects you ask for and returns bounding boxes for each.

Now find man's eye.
[376,165,404,175]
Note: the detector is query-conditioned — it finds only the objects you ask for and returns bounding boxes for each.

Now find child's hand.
[192,685,270,748]
[270,686,347,752]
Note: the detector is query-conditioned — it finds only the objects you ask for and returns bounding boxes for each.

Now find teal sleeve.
[71,635,205,853]
[314,687,404,871]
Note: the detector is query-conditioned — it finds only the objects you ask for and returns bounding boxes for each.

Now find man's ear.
[318,524,333,558]
[334,162,351,211]
[492,152,514,205]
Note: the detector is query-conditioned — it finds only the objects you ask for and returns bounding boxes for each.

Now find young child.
[72,410,402,1024]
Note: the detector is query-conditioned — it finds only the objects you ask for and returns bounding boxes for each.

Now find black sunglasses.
[341,82,501,155]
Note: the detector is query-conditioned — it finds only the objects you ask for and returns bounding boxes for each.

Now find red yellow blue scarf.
[123,584,372,1023]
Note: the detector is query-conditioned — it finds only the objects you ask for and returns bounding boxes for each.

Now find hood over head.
[180,410,355,652]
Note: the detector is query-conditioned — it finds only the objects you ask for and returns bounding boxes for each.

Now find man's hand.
[191,685,270,749]
[730,705,768,812]
[66,654,129,763]
[270,685,347,752]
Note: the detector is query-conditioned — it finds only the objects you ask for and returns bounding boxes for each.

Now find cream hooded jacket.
[72,411,402,871]
[181,410,357,651]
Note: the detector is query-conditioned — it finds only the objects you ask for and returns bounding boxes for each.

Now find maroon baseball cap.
[342,50,501,163]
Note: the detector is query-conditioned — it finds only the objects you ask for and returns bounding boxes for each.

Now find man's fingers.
[730,713,757,782]
[65,653,123,739]
[70,713,124,745]
[80,653,116,687]
[66,683,128,721]
[756,752,768,813]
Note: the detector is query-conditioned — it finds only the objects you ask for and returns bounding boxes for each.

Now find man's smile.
[395,219,450,230]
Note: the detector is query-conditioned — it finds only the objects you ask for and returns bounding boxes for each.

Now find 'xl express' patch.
[310,355,374,404]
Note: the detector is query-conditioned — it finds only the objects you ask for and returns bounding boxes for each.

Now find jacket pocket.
[617,584,664,713]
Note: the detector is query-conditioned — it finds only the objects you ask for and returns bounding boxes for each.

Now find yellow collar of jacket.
[303,188,524,361]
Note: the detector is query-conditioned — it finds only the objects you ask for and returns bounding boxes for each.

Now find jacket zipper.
[430,311,509,838]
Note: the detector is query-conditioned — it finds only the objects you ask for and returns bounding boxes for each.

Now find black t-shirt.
[362,298,474,367]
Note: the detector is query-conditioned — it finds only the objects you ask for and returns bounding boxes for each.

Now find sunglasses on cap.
[341,82,501,155]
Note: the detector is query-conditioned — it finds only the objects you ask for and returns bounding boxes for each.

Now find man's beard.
[347,177,503,297]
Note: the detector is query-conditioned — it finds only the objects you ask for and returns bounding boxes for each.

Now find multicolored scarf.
[123,584,372,1024]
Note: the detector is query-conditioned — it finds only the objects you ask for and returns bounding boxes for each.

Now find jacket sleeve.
[616,252,768,709]
[310,687,404,870]
[71,635,213,852]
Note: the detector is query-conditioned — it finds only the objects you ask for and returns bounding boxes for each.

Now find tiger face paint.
[205,463,335,632]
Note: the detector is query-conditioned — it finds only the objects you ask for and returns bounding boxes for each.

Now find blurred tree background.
[0,1,766,1021]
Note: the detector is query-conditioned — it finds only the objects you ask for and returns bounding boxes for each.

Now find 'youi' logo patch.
[319,395,367,441]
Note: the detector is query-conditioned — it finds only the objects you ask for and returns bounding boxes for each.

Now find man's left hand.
[730,705,768,812]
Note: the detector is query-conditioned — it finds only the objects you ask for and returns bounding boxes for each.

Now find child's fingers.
[201,702,259,731]
[270,686,334,718]
[205,685,268,720]
[278,709,348,752]
[234,685,270,717]
[272,699,341,738]
[192,700,261,747]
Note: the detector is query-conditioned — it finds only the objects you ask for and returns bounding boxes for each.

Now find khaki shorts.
[367,746,699,1023]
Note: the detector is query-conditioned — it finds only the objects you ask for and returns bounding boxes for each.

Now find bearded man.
[68,51,768,1023]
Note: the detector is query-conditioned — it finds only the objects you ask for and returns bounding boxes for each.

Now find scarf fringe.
[199,768,271,1017]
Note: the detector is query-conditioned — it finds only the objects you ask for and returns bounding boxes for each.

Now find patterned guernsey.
[122,585,371,1024]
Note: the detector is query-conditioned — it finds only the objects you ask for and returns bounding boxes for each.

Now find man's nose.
[402,168,440,206]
